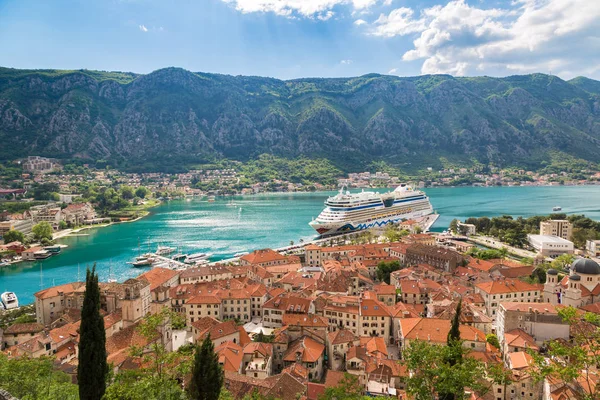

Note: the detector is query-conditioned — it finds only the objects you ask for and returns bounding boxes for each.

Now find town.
[1,214,599,399]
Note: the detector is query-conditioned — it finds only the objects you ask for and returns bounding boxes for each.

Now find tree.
[59,220,68,230]
[319,373,368,400]
[376,260,402,284]
[135,186,149,199]
[486,334,500,349]
[130,307,190,380]
[402,340,491,400]
[103,370,186,400]
[447,299,462,347]
[0,354,79,399]
[449,219,459,234]
[78,265,108,400]
[2,229,24,243]
[550,253,575,271]
[120,185,135,199]
[188,334,224,400]
[32,221,53,241]
[529,306,600,399]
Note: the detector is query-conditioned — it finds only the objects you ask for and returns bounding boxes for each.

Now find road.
[467,235,542,259]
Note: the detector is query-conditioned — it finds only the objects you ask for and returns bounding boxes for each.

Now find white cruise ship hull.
[309,185,433,236]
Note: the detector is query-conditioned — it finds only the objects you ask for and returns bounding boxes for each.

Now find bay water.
[2,185,600,305]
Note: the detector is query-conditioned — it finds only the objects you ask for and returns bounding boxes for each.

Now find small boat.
[234,252,249,258]
[129,255,155,267]
[1,291,19,310]
[184,253,212,264]
[156,245,175,255]
[34,250,52,260]
[553,206,562,211]
[171,253,187,262]
[207,195,216,203]
[44,245,62,254]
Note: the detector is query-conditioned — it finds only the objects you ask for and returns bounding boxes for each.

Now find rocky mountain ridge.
[1,67,599,171]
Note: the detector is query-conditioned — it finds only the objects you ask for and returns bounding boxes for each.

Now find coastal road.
[468,235,540,259]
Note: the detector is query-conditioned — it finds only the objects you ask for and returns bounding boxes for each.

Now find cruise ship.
[309,184,433,236]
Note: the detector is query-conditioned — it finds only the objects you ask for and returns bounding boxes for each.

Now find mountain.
[1,67,600,172]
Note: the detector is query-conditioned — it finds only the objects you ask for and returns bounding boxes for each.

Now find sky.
[0,0,599,80]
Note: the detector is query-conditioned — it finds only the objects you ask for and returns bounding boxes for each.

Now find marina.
[3,185,600,305]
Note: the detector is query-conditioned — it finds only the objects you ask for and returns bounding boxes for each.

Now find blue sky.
[0,0,599,80]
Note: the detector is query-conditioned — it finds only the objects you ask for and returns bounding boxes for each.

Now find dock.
[147,254,190,270]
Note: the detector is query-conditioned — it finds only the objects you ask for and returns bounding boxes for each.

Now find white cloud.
[341,59,353,64]
[388,68,398,74]
[354,19,367,25]
[138,24,148,32]
[221,0,381,19]
[369,0,600,78]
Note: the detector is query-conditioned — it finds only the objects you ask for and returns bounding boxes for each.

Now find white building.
[527,235,574,258]
[586,239,600,257]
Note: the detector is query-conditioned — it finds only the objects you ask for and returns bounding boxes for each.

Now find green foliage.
[0,354,79,400]
[319,373,366,400]
[78,265,108,400]
[32,183,60,200]
[103,370,186,400]
[135,186,149,199]
[447,300,462,347]
[383,224,409,242]
[238,154,342,186]
[32,221,53,241]
[449,219,458,234]
[467,247,507,260]
[376,260,401,284]
[119,185,135,200]
[486,334,500,349]
[59,220,68,230]
[253,330,275,343]
[2,229,24,243]
[187,335,224,400]
[402,340,493,400]
[131,307,191,380]
[0,304,35,330]
[529,306,600,399]
[551,253,575,270]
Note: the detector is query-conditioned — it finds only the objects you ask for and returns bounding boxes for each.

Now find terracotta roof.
[283,336,325,363]
[215,341,243,372]
[475,279,540,294]
[504,329,539,350]
[324,370,346,388]
[304,244,320,251]
[327,329,358,345]
[507,351,533,370]
[238,326,252,347]
[34,282,85,300]
[360,336,388,356]
[389,302,421,318]
[373,282,397,295]
[195,320,239,341]
[282,363,309,382]
[263,295,312,313]
[137,267,179,291]
[467,258,497,272]
[359,298,391,317]
[48,321,80,343]
[240,249,286,265]
[282,314,328,328]
[4,322,44,335]
[500,302,557,314]
[187,294,222,304]
[243,342,273,357]
[399,318,486,343]
[306,383,325,400]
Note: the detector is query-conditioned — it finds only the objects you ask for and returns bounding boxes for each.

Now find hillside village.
[2,229,599,399]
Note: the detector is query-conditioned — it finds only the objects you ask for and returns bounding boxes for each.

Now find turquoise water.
[2,185,600,305]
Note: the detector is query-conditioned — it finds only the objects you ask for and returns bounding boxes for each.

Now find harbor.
[3,185,600,305]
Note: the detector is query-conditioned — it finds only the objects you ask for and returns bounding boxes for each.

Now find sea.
[2,185,600,305]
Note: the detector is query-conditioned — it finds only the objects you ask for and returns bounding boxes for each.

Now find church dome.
[570,274,581,281]
[571,258,600,275]
[547,269,558,275]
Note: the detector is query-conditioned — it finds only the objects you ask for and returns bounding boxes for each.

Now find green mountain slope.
[1,67,600,172]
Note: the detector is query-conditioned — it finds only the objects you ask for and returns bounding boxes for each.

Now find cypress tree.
[447,299,462,346]
[188,334,223,400]
[77,265,107,400]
